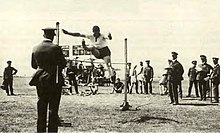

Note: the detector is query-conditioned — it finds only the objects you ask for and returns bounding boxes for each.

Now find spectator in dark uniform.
[186,60,199,97]
[196,55,213,101]
[66,60,79,94]
[78,61,84,76]
[170,52,184,105]
[111,78,124,93]
[144,60,154,94]
[111,70,116,85]
[210,57,220,103]
[30,27,66,132]
[165,66,173,103]
[3,61,18,96]
[98,64,105,77]
[86,61,95,85]
[96,64,105,86]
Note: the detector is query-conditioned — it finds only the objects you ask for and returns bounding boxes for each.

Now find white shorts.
[131,76,137,83]
[137,74,144,81]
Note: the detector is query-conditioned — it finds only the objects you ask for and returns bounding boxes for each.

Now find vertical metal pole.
[210,79,212,102]
[124,38,128,103]
[120,38,131,111]
[56,22,60,45]
[56,22,60,84]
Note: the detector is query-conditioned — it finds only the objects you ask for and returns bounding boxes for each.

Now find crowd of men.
[64,60,108,95]
[2,52,220,106]
[123,52,220,105]
[187,55,219,103]
[126,60,154,95]
[163,53,220,104]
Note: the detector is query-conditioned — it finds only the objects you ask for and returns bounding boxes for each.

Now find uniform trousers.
[68,74,79,94]
[4,79,14,95]
[198,80,207,100]
[36,84,62,132]
[188,80,199,97]
[212,83,219,102]
[144,79,152,94]
[169,81,179,104]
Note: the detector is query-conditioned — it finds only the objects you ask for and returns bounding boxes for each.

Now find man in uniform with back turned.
[30,27,66,132]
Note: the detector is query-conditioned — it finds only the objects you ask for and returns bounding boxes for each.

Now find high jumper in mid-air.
[62,26,114,81]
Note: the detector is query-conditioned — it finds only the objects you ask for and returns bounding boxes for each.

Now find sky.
[1,0,220,77]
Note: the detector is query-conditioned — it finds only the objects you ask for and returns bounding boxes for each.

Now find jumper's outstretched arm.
[62,29,86,38]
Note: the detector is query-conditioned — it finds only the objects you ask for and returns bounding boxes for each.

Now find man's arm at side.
[57,46,67,69]
[12,67,18,75]
[31,53,38,69]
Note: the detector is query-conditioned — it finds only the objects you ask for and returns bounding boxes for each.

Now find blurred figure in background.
[137,61,144,94]
[210,57,220,103]
[170,52,184,105]
[78,61,84,76]
[159,67,169,95]
[129,65,138,94]
[111,78,124,94]
[144,60,154,94]
[111,70,117,85]
[127,63,132,89]
[186,60,199,97]
[3,60,18,96]
[196,55,213,101]
[66,60,79,94]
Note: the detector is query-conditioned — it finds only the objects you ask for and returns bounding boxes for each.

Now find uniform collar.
[214,64,219,67]
[43,38,52,42]
[172,59,177,62]
[202,62,207,65]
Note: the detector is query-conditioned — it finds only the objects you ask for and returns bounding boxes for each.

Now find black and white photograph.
[1,0,220,132]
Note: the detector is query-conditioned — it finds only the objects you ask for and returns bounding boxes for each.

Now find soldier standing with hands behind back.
[30,27,66,132]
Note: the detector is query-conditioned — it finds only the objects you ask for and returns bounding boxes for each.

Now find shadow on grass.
[182,98,200,100]
[119,115,179,124]
[178,103,218,106]
[15,93,36,96]
[0,101,17,103]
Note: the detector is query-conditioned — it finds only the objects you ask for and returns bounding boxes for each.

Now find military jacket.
[188,67,197,81]
[144,65,154,80]
[196,63,213,81]
[30,39,66,86]
[171,60,184,82]
[211,64,220,84]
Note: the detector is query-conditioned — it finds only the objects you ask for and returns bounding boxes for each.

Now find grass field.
[0,77,220,133]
